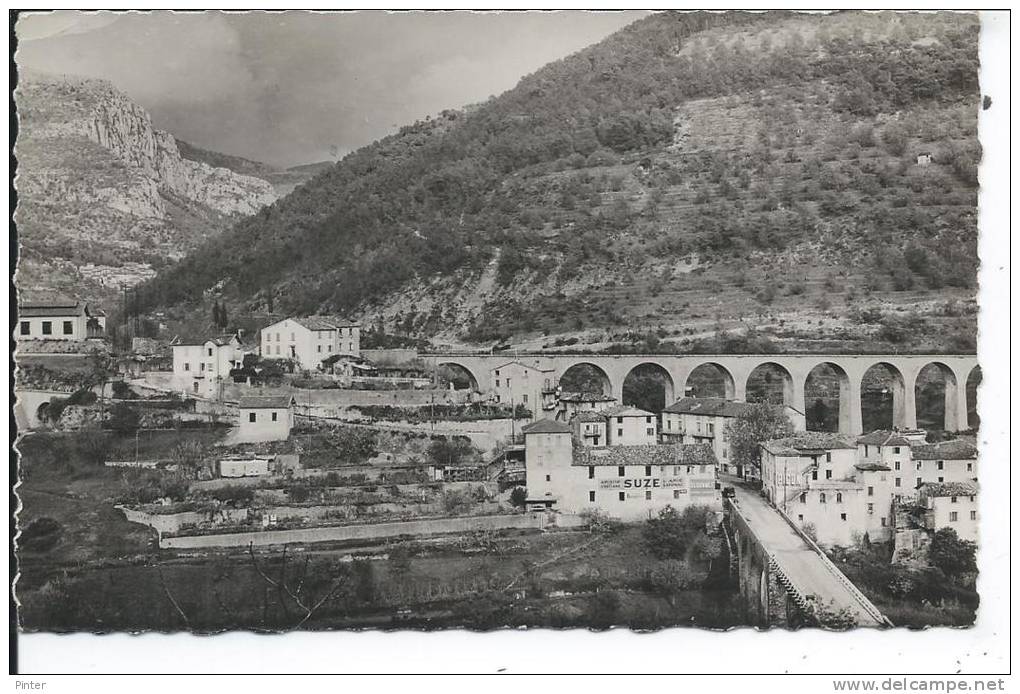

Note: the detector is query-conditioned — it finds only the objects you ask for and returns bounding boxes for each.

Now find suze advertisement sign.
[599,478,687,491]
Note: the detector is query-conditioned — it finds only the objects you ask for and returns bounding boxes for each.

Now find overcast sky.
[15,10,646,167]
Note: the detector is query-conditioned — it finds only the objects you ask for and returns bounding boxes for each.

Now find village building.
[661,397,804,477]
[219,455,274,478]
[489,360,558,418]
[571,410,608,447]
[916,482,979,543]
[522,418,720,520]
[17,295,105,341]
[857,430,977,496]
[601,405,658,446]
[171,331,248,398]
[760,432,893,546]
[260,316,360,371]
[237,395,296,443]
[553,391,617,422]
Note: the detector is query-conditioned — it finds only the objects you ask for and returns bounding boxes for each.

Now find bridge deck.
[732,486,886,627]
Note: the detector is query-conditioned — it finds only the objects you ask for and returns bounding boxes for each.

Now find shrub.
[19,517,62,552]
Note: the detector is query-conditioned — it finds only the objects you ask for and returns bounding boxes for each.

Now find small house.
[237,395,296,443]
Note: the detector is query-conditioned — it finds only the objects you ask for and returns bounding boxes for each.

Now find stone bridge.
[422,352,979,435]
[725,488,890,628]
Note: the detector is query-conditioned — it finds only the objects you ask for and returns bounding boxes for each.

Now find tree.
[74,428,111,466]
[649,559,698,601]
[107,402,140,435]
[509,487,528,507]
[928,528,977,580]
[725,402,794,476]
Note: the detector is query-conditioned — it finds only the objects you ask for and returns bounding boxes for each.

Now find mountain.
[139,11,981,354]
[13,72,278,303]
[174,139,326,197]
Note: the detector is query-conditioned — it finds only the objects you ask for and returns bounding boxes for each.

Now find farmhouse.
[856,430,977,496]
[260,316,360,370]
[553,390,617,422]
[489,360,557,417]
[602,405,658,446]
[915,482,979,543]
[522,418,721,521]
[171,331,248,398]
[237,395,296,443]
[17,295,105,341]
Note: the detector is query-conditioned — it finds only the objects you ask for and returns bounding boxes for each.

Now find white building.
[602,405,658,446]
[760,432,893,546]
[237,395,295,443]
[661,397,801,476]
[18,296,105,341]
[522,418,721,521]
[219,455,273,478]
[489,360,557,417]
[571,411,608,447]
[857,431,977,497]
[554,391,617,422]
[260,316,360,371]
[917,482,978,543]
[171,332,247,398]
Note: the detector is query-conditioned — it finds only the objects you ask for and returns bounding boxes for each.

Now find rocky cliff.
[14,72,278,301]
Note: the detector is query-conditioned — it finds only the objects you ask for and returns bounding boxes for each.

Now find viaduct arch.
[420,352,979,435]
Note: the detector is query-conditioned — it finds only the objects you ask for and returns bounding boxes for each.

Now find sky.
[15,10,647,168]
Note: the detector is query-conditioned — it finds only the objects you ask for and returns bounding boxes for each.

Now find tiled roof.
[572,411,607,423]
[919,481,978,497]
[291,315,358,331]
[602,405,655,419]
[662,397,753,418]
[910,439,977,460]
[521,419,572,435]
[856,429,925,446]
[239,395,295,409]
[490,360,555,373]
[763,432,856,456]
[559,391,616,403]
[19,300,88,318]
[573,443,717,468]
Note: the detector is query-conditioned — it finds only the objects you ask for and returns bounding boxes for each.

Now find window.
[618,492,625,501]
[19,322,29,335]
[867,486,874,497]
[867,503,874,514]
[645,490,652,501]
[826,452,832,463]
[275,346,280,355]
[618,466,625,477]
[800,493,807,504]
[949,511,958,522]
[646,427,654,436]
[916,462,922,470]
[617,417,624,424]
[895,461,900,470]
[271,412,278,422]
[895,478,901,487]
[522,395,528,404]
[916,477,921,487]
[893,447,901,454]
[588,466,594,479]
[864,445,869,457]
[825,469,833,479]
[275,332,280,341]
[495,379,500,387]
[248,413,256,423]
[207,348,213,357]
[666,420,672,430]
[644,465,651,477]
[836,492,843,503]
[819,493,826,504]
[589,491,596,502]
[797,514,804,522]
[184,362,190,371]
[200,363,205,372]
[840,513,847,521]
[938,477,944,483]
[617,428,623,438]
[317,345,322,352]
[494,370,499,377]
[880,517,887,527]
[967,463,973,472]
[545,475,550,482]
[645,416,652,424]
[950,496,958,503]
[708,423,714,434]
[937,460,944,470]
[62,321,73,335]
[811,470,818,481]
[41,321,52,335]
[970,510,977,520]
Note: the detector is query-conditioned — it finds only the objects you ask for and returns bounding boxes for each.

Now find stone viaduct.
[421,352,980,435]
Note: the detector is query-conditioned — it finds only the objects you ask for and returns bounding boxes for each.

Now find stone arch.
[558,362,613,397]
[914,361,959,432]
[35,401,51,423]
[684,362,737,400]
[621,362,676,412]
[966,365,982,430]
[745,361,795,406]
[804,362,852,434]
[435,362,480,392]
[860,361,909,431]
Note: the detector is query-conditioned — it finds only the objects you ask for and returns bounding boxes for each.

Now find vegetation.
[135,11,979,352]
[725,402,794,474]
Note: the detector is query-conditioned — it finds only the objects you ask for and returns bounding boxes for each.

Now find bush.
[509,487,527,507]
[19,517,62,552]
